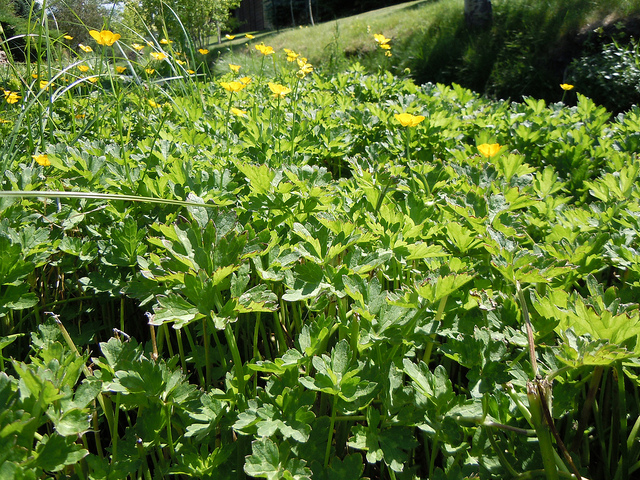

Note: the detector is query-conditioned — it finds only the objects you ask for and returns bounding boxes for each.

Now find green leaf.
[29,434,88,472]
[244,438,311,480]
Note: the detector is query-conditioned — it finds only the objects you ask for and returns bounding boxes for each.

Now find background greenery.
[2,1,640,479]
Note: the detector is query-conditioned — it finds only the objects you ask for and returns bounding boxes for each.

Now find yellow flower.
[147,41,154,47]
[145,68,155,74]
[255,43,274,55]
[297,57,312,75]
[187,69,195,74]
[245,34,255,39]
[39,80,53,90]
[148,99,161,108]
[78,44,93,53]
[63,34,73,40]
[0,118,11,123]
[477,143,501,158]
[87,76,99,83]
[75,114,86,119]
[225,34,236,40]
[32,154,50,166]
[220,81,246,93]
[231,107,247,116]
[239,76,252,84]
[77,65,90,72]
[373,33,391,45]
[380,43,391,50]
[160,38,172,45]
[385,51,392,57]
[560,83,574,91]
[89,29,121,46]
[116,66,126,73]
[394,112,425,127]
[198,48,209,54]
[229,63,241,72]
[176,59,186,65]
[31,73,39,79]
[150,51,167,60]
[3,90,20,104]
[132,43,145,51]
[268,82,291,98]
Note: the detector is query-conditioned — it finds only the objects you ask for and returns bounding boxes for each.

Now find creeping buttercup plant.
[1,8,640,480]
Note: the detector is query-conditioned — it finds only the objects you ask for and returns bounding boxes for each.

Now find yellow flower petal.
[477,143,501,158]
[394,113,425,127]
[150,51,167,60]
[268,82,291,98]
[89,30,121,46]
[198,48,209,54]
[231,107,247,117]
[32,154,50,166]
[220,81,246,93]
[560,83,574,91]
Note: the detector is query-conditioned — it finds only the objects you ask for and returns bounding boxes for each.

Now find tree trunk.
[464,0,492,30]
[308,0,314,26]
[290,0,296,27]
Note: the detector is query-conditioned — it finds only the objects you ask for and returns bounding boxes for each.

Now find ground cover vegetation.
[2,1,640,479]
[214,0,640,113]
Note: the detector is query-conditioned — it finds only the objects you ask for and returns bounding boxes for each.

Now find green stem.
[111,392,121,461]
[224,322,245,407]
[527,380,559,480]
[324,395,338,468]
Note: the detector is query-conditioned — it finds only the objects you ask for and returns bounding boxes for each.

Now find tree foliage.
[123,0,241,48]
[47,0,111,45]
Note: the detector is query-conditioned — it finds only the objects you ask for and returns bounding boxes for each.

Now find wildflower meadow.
[1,7,640,480]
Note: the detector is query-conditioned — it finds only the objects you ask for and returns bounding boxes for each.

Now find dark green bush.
[568,36,640,113]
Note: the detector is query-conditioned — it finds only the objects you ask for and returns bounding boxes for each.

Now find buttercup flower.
[297,57,313,76]
[395,113,425,127]
[31,73,39,79]
[220,81,246,93]
[160,38,172,45]
[231,107,247,116]
[560,83,574,91]
[150,52,167,60]
[225,34,236,40]
[87,76,99,83]
[176,59,186,65]
[145,68,155,74]
[477,143,501,158]
[284,48,299,62]
[268,82,291,98]
[39,80,53,90]
[187,69,195,74]
[132,43,145,51]
[32,154,50,166]
[78,44,93,53]
[116,66,126,73]
[148,99,161,108]
[198,48,209,54]
[374,33,391,45]
[89,29,121,46]
[229,64,241,73]
[4,90,20,104]
[239,76,252,85]
[77,65,90,72]
[255,43,274,55]
[63,34,73,40]
[245,34,255,39]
